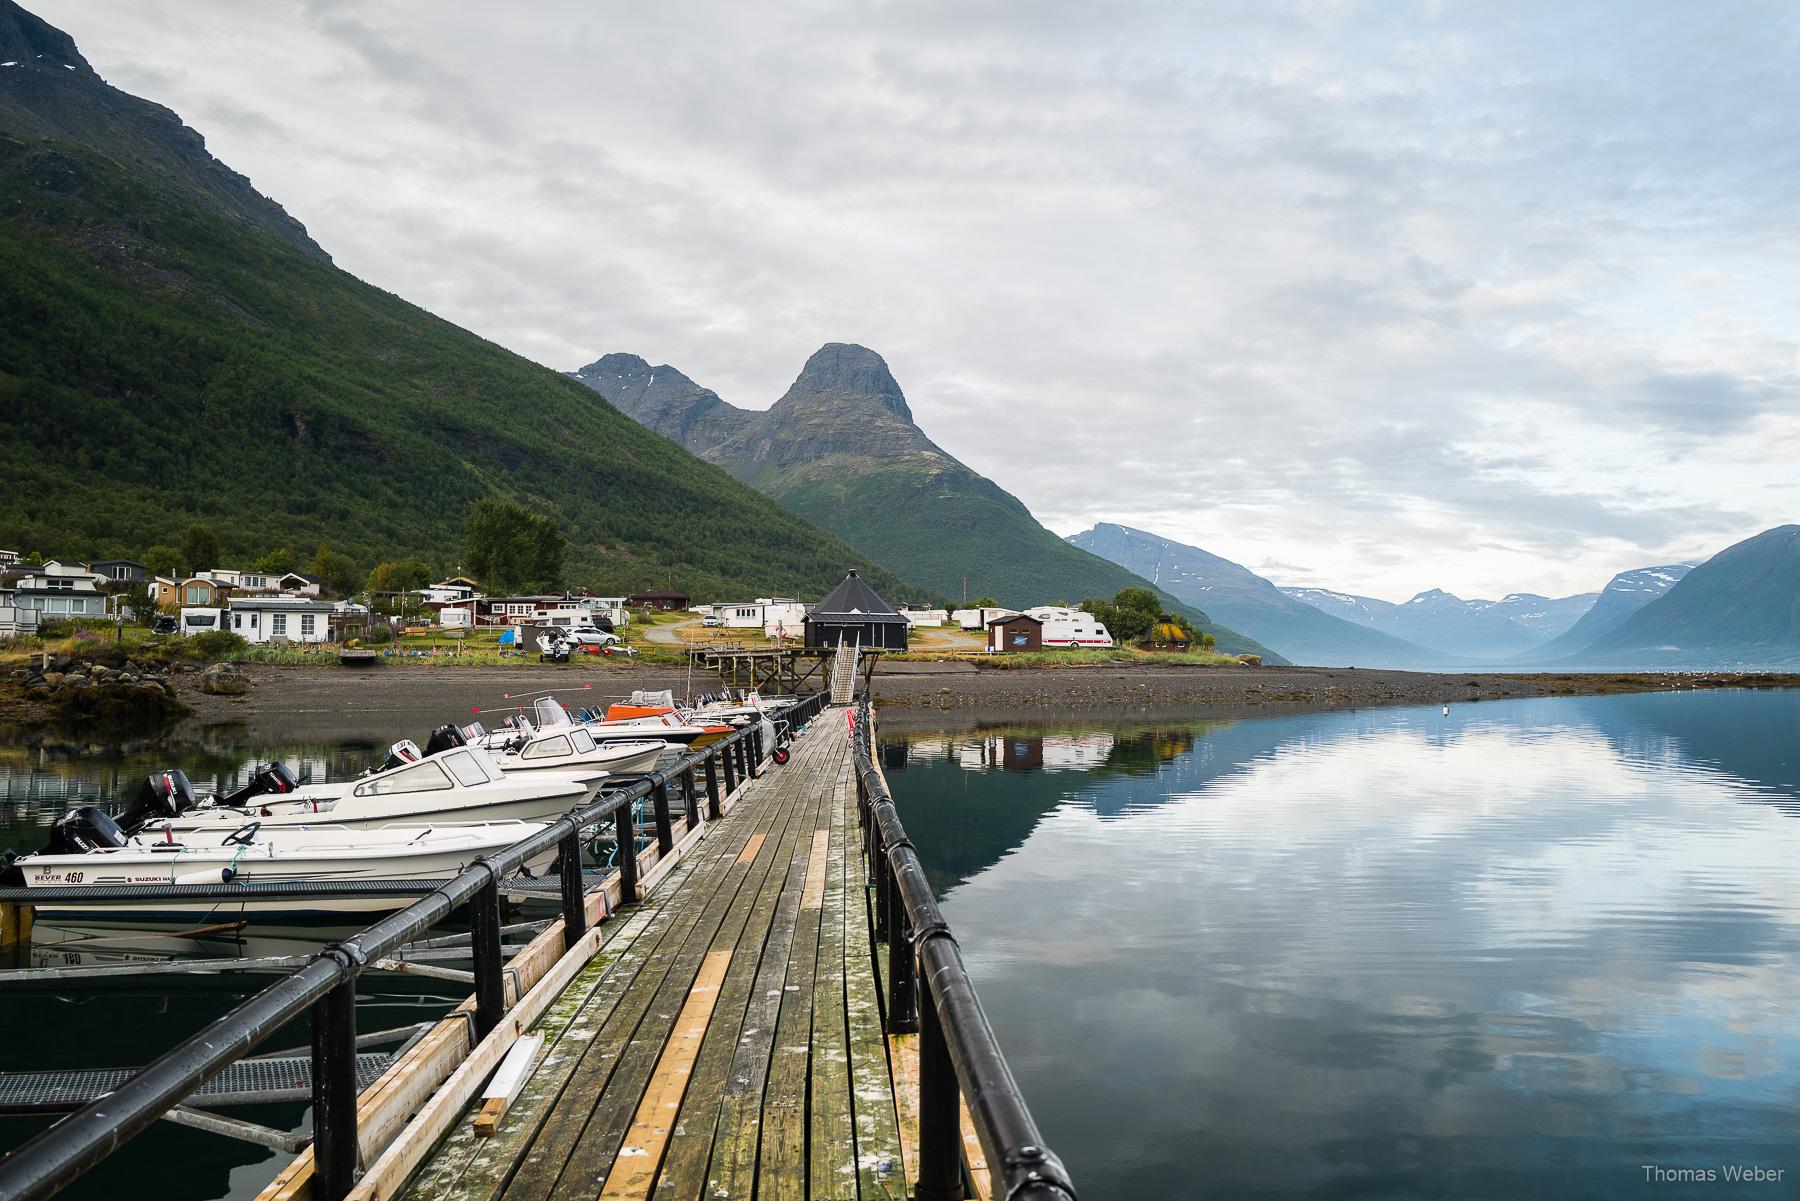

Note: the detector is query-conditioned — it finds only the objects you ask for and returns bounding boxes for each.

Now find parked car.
[151,614,179,636]
[563,625,622,649]
[701,615,721,628]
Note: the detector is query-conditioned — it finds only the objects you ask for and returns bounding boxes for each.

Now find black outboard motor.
[45,806,131,854]
[424,724,469,756]
[117,770,198,834]
[219,763,300,808]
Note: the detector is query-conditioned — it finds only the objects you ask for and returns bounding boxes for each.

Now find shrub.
[189,630,249,659]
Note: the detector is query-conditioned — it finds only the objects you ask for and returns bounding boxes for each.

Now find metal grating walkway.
[0,1052,394,1114]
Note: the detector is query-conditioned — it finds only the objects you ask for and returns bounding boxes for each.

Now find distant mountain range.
[1069,518,1795,672]
[0,1,921,600]
[1065,525,1442,667]
[576,347,1279,659]
[1520,565,1693,662]
[1557,526,1799,669]
[1279,586,1588,660]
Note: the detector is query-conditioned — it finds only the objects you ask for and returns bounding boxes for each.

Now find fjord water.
[889,691,1800,1201]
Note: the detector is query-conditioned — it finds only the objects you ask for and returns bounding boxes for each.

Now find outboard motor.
[218,763,300,808]
[424,724,469,756]
[117,770,198,834]
[45,806,131,854]
[365,739,423,776]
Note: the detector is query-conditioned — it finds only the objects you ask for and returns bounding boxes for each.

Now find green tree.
[178,524,220,573]
[255,547,296,573]
[307,543,362,596]
[464,499,564,594]
[367,557,434,613]
[142,544,181,578]
[970,595,999,608]
[1081,587,1165,643]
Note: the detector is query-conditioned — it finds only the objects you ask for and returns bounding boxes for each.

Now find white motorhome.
[1024,607,1113,648]
[953,606,1018,631]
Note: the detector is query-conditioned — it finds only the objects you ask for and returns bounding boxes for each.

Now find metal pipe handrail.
[852,692,1077,1201]
[0,691,830,1201]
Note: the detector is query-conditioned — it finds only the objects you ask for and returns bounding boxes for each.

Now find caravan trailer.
[1024,607,1114,648]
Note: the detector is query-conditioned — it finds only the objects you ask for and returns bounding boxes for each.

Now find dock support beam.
[616,803,639,903]
[651,780,674,856]
[916,970,965,1201]
[704,758,722,820]
[558,831,586,952]
[470,873,505,1038]
[0,901,31,955]
[311,978,361,1201]
[682,768,700,830]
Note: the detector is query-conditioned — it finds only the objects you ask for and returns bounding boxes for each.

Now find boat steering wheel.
[222,821,261,846]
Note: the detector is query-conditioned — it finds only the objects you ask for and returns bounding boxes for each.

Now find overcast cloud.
[37,0,1800,600]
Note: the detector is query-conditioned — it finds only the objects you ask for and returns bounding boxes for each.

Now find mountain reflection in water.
[890,690,1800,1201]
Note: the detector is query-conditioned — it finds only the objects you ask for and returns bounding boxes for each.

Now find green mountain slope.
[575,347,1280,659]
[1562,526,1800,669]
[1067,524,1447,667]
[0,7,919,600]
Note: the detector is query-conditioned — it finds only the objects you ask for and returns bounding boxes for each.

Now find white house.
[416,577,482,606]
[11,563,106,619]
[0,550,19,569]
[199,568,278,595]
[277,573,324,597]
[715,599,809,638]
[901,608,949,628]
[228,596,336,645]
[953,606,1018,631]
[760,599,808,639]
[0,587,40,638]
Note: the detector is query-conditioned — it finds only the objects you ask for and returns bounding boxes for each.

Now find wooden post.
[916,971,964,1201]
[721,741,738,795]
[311,978,361,1201]
[470,875,505,1039]
[703,757,722,820]
[558,830,585,952]
[651,780,674,856]
[615,803,638,903]
[681,768,700,830]
[0,901,33,954]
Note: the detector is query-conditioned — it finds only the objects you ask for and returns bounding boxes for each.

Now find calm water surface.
[889,691,1800,1200]
[4,692,1800,1200]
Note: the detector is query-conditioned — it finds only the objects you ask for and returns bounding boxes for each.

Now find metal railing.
[0,690,830,1201]
[852,692,1077,1201]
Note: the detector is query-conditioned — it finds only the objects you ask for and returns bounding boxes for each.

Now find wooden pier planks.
[401,713,927,1201]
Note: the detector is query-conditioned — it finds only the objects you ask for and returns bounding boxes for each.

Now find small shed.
[1139,619,1191,652]
[804,571,909,650]
[628,587,690,612]
[988,613,1043,653]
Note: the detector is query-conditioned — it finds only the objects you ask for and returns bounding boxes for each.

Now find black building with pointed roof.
[804,570,909,650]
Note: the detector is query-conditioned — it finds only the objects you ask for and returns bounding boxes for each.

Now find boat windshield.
[354,759,453,797]
[571,728,597,753]
[441,749,494,787]
[522,734,574,761]
[534,697,574,727]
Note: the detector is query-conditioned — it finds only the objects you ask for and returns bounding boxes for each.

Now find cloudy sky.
[38,0,1800,600]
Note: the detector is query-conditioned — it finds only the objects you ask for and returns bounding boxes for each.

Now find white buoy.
[1442,704,1450,716]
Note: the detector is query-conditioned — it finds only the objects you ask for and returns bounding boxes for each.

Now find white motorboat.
[128,743,597,837]
[472,716,669,776]
[537,696,736,749]
[9,814,557,917]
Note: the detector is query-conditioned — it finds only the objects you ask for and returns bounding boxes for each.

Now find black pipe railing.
[852,693,1077,1201]
[0,691,830,1201]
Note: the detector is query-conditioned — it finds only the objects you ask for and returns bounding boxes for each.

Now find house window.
[272,613,288,637]
[233,614,242,630]
[47,579,72,591]
[301,614,316,637]
[184,586,208,605]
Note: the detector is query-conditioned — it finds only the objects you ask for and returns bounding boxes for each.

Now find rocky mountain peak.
[0,2,91,74]
[781,343,913,423]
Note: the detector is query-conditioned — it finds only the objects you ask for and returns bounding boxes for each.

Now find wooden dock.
[370,714,929,1201]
